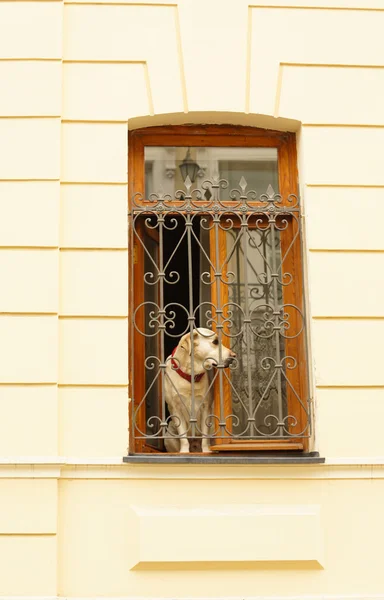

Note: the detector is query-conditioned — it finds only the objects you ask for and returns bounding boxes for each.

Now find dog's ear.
[180,330,199,356]
[189,330,199,356]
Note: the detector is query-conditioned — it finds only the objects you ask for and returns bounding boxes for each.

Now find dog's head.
[179,328,236,369]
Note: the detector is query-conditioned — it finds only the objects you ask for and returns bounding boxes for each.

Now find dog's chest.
[165,368,210,408]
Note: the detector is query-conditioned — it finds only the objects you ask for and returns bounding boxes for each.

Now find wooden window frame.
[128,124,308,454]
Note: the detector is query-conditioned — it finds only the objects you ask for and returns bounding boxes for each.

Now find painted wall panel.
[0,119,60,180]
[65,0,176,3]
[127,503,323,568]
[0,2,62,59]
[62,63,149,121]
[0,535,57,595]
[312,319,384,386]
[60,184,128,249]
[249,7,384,115]
[63,4,183,114]
[59,319,128,384]
[61,123,127,183]
[0,181,60,248]
[309,252,384,317]
[0,249,58,313]
[316,388,384,458]
[0,480,57,533]
[0,61,61,117]
[0,316,58,383]
[320,479,384,594]
[301,127,384,186]
[0,385,58,456]
[59,479,134,596]
[245,0,384,5]
[59,387,128,456]
[279,65,384,125]
[60,251,128,316]
[305,187,384,251]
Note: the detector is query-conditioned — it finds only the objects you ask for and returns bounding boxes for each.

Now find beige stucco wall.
[1,0,384,598]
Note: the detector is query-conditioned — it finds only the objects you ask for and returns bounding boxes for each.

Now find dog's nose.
[224,352,236,368]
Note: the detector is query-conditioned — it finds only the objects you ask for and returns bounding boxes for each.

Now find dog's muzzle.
[223,353,236,368]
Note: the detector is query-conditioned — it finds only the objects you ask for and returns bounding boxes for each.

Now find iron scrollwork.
[129,175,311,447]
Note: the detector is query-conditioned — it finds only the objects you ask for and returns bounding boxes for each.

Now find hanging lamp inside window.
[179,148,200,183]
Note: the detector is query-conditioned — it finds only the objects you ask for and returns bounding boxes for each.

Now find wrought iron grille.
[129,175,311,452]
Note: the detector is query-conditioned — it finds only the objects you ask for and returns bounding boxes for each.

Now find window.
[128,125,310,454]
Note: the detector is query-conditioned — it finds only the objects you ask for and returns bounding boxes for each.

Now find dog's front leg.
[167,394,190,453]
[177,415,190,453]
[175,409,190,453]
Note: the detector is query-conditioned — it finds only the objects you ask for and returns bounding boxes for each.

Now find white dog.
[164,328,236,453]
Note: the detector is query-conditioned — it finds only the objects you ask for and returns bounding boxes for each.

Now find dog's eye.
[212,339,219,345]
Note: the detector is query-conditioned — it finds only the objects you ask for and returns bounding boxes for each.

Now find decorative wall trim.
[1,457,384,479]
[1,455,384,465]
[126,504,324,569]
[1,596,384,600]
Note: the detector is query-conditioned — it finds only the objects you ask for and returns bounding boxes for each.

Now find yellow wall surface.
[1,0,384,599]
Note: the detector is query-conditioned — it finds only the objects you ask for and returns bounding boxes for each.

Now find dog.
[164,328,236,453]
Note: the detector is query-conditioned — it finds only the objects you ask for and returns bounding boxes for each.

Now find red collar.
[170,348,206,383]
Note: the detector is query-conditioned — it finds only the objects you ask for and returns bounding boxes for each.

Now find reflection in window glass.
[144,147,278,199]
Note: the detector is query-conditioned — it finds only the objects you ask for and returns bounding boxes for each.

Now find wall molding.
[1,457,384,479]
[1,596,384,600]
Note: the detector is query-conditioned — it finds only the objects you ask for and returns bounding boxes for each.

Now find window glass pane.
[225,224,287,437]
[144,147,278,198]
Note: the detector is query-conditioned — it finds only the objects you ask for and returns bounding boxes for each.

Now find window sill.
[123,452,324,465]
